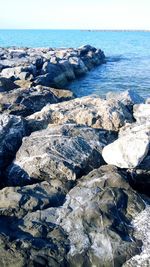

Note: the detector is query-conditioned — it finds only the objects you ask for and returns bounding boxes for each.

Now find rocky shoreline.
[0,45,150,267]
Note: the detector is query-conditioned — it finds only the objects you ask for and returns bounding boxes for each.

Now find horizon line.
[0,28,150,32]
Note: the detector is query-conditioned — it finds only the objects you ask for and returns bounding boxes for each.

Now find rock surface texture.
[0,45,150,267]
[27,95,133,132]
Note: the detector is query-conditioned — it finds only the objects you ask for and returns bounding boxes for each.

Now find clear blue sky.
[0,0,150,30]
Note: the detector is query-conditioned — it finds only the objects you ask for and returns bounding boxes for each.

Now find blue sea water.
[0,30,150,98]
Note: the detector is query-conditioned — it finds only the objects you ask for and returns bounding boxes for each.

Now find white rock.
[102,131,149,168]
[146,98,150,104]
[134,104,150,123]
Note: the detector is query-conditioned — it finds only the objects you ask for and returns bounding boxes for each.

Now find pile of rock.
[0,45,150,267]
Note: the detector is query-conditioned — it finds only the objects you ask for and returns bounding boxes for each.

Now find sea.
[0,29,150,98]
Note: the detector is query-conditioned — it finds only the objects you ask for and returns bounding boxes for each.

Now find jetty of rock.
[0,45,150,267]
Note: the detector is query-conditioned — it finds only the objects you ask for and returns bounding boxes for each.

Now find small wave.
[106,55,130,62]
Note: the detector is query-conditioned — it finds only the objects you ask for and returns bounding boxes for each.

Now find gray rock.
[69,57,88,76]
[0,85,74,117]
[45,165,145,267]
[6,124,112,186]
[0,45,105,89]
[27,96,133,132]
[0,114,27,180]
[106,89,144,107]
[0,165,146,267]
[0,76,19,92]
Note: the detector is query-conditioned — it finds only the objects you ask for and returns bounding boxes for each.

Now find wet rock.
[0,86,74,117]
[27,95,133,132]
[0,114,27,180]
[6,124,113,186]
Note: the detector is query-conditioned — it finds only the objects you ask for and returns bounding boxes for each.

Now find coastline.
[0,45,149,266]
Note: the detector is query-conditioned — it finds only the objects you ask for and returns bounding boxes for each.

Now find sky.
[0,0,150,30]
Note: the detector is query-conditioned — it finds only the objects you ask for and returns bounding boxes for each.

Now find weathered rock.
[1,66,35,80]
[119,121,150,138]
[127,153,150,196]
[102,130,149,168]
[106,89,144,108]
[69,57,88,76]
[27,95,133,132]
[0,213,69,267]
[133,104,150,123]
[0,181,66,217]
[0,165,146,267]
[0,85,74,117]
[0,114,26,180]
[0,76,19,92]
[123,205,150,267]
[42,165,145,267]
[6,124,115,186]
[0,45,105,89]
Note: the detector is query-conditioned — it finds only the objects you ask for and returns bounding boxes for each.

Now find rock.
[119,121,150,138]
[69,57,88,76]
[59,60,75,80]
[106,89,144,108]
[1,66,35,80]
[0,165,146,267]
[0,86,74,117]
[0,212,69,267]
[0,114,27,181]
[27,95,133,132]
[0,46,105,89]
[133,104,150,123]
[0,76,19,92]
[146,98,150,104]
[0,181,66,216]
[6,124,113,186]
[45,165,145,267]
[123,205,150,267]
[102,130,149,168]
[127,154,150,196]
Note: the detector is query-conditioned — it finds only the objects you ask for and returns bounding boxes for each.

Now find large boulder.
[0,85,74,117]
[54,165,145,267]
[102,130,149,168]
[0,165,146,267]
[27,96,133,132]
[0,114,27,179]
[6,124,115,187]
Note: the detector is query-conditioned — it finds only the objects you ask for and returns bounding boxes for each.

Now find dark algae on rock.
[0,45,150,267]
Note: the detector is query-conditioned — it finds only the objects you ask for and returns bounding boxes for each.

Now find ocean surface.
[0,30,150,98]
